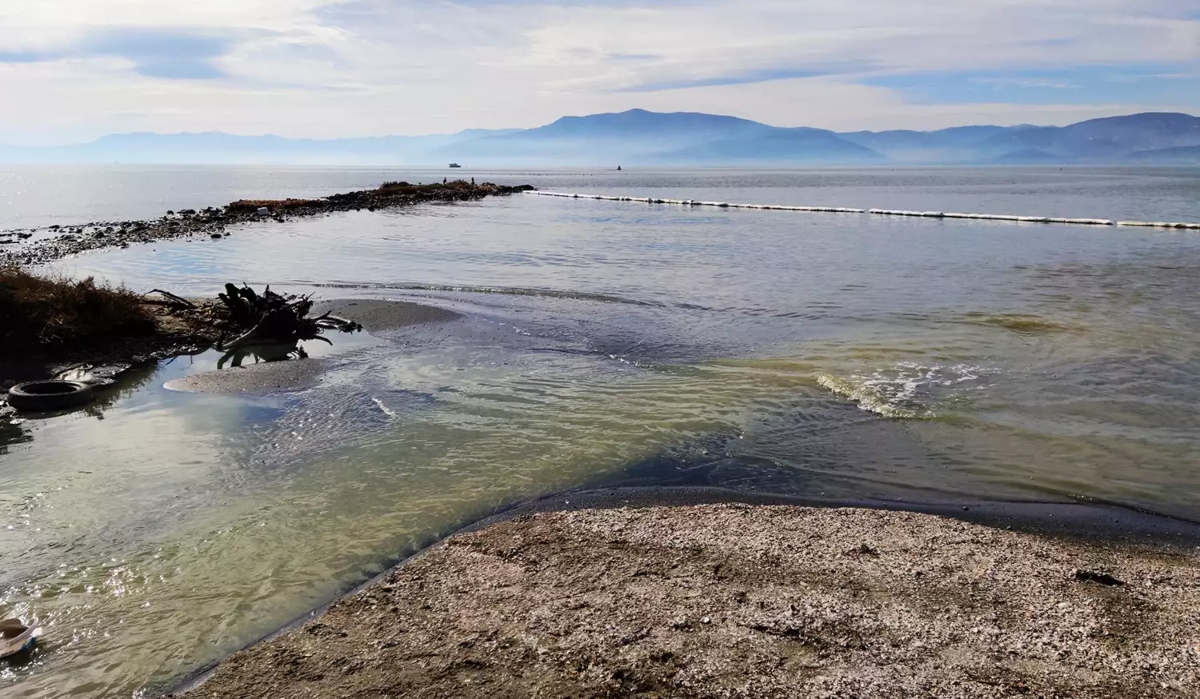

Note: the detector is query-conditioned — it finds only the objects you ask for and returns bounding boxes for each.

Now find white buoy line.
[527,191,1200,230]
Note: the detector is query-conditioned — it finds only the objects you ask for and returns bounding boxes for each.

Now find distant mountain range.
[2,110,1198,165]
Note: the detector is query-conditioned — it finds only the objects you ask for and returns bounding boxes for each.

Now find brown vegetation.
[0,266,156,355]
[0,268,235,388]
[226,182,490,214]
[377,179,475,195]
[0,270,366,388]
[225,198,322,213]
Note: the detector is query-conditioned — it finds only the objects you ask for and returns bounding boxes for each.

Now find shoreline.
[0,179,528,399]
[167,485,1200,698]
[0,285,230,394]
[0,296,464,409]
[1,180,534,267]
[4,176,1196,696]
[172,489,1200,699]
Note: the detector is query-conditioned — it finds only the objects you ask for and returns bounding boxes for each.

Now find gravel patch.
[180,504,1200,698]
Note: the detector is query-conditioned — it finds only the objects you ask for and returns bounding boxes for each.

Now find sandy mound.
[181,504,1200,698]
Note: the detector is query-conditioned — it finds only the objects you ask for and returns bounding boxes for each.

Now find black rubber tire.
[6,380,95,412]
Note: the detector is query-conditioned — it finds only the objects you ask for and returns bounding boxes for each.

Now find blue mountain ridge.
[2,110,1197,165]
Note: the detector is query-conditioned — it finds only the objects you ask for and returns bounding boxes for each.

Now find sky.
[1,0,1198,145]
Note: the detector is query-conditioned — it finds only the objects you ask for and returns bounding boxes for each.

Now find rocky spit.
[180,504,1200,699]
[0,181,535,267]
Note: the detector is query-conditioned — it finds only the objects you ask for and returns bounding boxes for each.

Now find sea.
[1,165,1199,698]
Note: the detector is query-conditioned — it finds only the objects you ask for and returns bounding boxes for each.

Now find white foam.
[817,362,990,420]
[531,191,1195,230]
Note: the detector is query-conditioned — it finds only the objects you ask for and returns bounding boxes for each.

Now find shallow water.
[3,166,1200,697]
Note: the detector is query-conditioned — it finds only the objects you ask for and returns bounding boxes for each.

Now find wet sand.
[313,299,463,332]
[162,299,463,394]
[163,357,331,394]
[178,498,1200,699]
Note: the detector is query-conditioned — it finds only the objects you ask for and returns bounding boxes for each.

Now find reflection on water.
[216,343,308,369]
[4,169,1200,698]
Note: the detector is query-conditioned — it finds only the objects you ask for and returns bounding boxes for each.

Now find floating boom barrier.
[527,191,1200,230]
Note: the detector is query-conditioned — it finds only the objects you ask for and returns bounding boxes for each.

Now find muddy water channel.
[3,168,1200,697]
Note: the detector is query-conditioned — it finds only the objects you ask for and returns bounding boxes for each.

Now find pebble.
[8,184,533,267]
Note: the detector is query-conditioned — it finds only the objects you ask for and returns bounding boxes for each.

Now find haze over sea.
[2,164,1200,697]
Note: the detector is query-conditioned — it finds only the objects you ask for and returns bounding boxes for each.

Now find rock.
[852,543,880,556]
[1074,569,1124,586]
[14,182,532,266]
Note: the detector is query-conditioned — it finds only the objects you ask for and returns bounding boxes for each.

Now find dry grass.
[0,267,157,355]
[225,198,322,212]
[377,180,474,195]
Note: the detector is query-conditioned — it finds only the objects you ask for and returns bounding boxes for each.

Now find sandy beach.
[177,502,1200,698]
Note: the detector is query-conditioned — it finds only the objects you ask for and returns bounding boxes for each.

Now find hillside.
[841,112,1200,164]
[658,127,885,163]
[2,110,1198,165]
[1128,145,1200,163]
[437,110,884,164]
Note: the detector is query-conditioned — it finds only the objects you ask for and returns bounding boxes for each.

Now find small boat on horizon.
[448,163,462,168]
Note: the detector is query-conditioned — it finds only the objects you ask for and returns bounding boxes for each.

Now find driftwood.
[216,283,362,351]
[144,289,197,309]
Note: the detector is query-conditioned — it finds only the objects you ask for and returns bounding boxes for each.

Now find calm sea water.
[2,166,1199,698]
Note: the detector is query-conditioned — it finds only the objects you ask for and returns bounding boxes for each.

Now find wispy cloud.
[973,77,1079,89]
[604,53,662,62]
[0,0,1196,144]
[0,28,246,79]
[0,50,48,63]
[619,62,878,92]
[84,29,237,79]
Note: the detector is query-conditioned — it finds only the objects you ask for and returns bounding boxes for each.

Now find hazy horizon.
[8,107,1198,145]
[3,108,1199,166]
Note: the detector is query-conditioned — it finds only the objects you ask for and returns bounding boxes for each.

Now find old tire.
[6,380,94,412]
